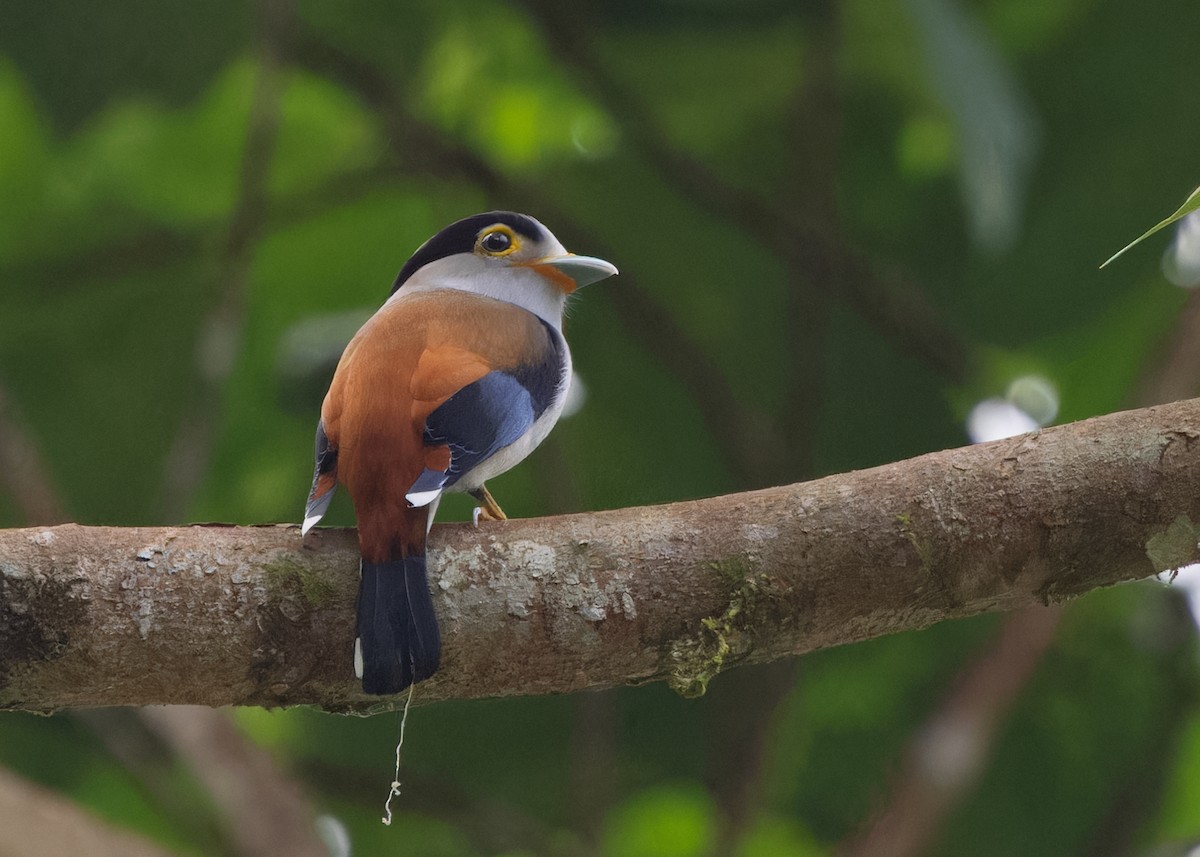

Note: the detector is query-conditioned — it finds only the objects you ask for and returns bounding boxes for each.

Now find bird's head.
[389,212,617,325]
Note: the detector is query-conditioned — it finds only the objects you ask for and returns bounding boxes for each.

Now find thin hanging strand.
[381,683,416,826]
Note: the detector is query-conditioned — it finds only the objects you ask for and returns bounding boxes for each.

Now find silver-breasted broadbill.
[302,212,617,695]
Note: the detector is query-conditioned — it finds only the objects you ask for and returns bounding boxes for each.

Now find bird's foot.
[470,485,507,527]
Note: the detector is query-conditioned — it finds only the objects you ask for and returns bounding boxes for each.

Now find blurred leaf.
[982,0,1093,54]
[3,2,1200,855]
[417,2,617,169]
[897,114,959,181]
[602,785,714,857]
[905,0,1040,252]
[0,60,53,261]
[76,61,255,225]
[1154,711,1200,840]
[270,71,383,198]
[737,816,825,857]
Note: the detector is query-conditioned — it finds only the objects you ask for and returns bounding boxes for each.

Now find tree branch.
[4,398,1200,712]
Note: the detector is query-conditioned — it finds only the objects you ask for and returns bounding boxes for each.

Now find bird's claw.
[470,485,507,526]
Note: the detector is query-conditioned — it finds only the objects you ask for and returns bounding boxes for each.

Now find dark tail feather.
[356,556,441,695]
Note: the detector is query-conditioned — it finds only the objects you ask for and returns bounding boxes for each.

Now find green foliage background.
[2,0,1200,854]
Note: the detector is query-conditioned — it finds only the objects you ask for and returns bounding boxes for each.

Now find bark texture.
[3,399,1200,712]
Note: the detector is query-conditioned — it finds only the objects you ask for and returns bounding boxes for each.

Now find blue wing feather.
[406,317,566,501]
[302,419,338,533]
[419,371,535,493]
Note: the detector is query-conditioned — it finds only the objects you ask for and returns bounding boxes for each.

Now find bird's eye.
[480,230,512,254]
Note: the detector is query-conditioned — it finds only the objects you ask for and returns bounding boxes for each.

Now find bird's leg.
[470,484,507,525]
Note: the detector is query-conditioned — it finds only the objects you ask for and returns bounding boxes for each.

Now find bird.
[301,212,617,695]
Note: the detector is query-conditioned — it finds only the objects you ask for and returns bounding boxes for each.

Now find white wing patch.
[405,488,442,508]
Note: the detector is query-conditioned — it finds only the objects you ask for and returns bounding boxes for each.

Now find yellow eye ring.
[477,224,520,256]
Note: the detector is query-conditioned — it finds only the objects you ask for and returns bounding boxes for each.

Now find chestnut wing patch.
[404,316,567,506]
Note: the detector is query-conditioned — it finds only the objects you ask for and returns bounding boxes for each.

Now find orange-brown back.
[321,289,553,561]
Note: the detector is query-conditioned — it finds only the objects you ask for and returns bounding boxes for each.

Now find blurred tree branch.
[836,605,1063,857]
[0,382,67,526]
[704,4,843,851]
[2,21,974,495]
[3,398,1200,711]
[517,0,973,386]
[0,162,400,292]
[0,7,330,842]
[159,0,293,520]
[300,757,583,856]
[0,765,181,857]
[1135,290,1200,406]
[1080,593,1198,857]
[140,706,328,857]
[288,23,973,489]
[289,31,783,488]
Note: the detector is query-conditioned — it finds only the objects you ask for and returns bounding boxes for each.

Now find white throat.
[395,254,568,329]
